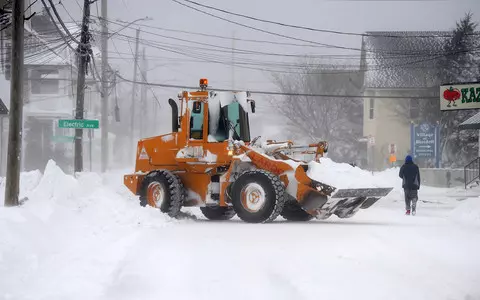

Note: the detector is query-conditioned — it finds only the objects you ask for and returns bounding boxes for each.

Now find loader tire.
[139,170,185,218]
[200,206,236,221]
[231,170,286,223]
[281,199,314,222]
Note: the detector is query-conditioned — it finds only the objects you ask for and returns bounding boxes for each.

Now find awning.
[459,111,480,130]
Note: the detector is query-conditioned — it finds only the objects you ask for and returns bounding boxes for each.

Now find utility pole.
[140,47,147,138]
[130,28,140,158]
[4,0,24,206]
[74,0,91,173]
[100,0,109,172]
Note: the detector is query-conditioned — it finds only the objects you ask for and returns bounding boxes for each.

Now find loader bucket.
[312,187,393,220]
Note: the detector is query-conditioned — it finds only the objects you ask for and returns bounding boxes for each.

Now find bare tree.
[269,63,364,163]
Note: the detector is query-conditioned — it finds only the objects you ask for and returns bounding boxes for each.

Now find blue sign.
[410,123,440,167]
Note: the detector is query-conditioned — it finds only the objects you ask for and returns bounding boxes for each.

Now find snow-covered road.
[1,161,479,300]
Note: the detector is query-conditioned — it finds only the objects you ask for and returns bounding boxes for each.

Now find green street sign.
[58,119,99,129]
[52,135,75,143]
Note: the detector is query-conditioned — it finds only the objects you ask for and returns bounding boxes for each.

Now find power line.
[177,0,477,39]
[126,40,162,107]
[45,0,82,45]
[97,16,335,49]
[58,1,80,26]
[40,0,77,52]
[110,30,452,61]
[110,32,480,75]
[114,73,439,99]
[97,16,469,59]
[170,0,449,54]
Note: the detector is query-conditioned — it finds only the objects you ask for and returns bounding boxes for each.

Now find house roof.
[363,31,451,89]
[0,98,8,115]
[459,111,480,130]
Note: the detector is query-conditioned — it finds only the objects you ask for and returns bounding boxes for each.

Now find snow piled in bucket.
[307,158,397,189]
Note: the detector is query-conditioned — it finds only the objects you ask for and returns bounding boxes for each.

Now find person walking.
[399,155,421,215]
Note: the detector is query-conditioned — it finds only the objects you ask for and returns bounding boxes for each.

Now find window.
[228,102,241,139]
[30,69,60,95]
[208,102,251,142]
[369,98,374,119]
[189,101,204,139]
[410,98,420,119]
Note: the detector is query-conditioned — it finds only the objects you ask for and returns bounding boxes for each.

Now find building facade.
[361,31,449,170]
[0,5,108,173]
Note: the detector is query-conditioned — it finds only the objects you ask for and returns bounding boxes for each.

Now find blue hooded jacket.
[399,155,420,190]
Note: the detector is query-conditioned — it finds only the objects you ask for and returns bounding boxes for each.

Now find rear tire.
[140,170,185,218]
[281,199,314,221]
[200,206,236,220]
[231,170,286,223]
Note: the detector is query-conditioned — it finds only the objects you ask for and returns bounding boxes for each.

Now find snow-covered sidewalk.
[0,161,479,300]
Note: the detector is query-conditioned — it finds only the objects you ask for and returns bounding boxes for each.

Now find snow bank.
[0,160,479,300]
[0,160,184,299]
[449,198,480,227]
[0,169,42,202]
[307,158,396,188]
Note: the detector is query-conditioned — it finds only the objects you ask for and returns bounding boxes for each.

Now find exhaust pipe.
[168,98,179,132]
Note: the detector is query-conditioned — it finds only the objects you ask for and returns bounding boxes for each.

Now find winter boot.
[405,209,411,215]
[412,209,416,216]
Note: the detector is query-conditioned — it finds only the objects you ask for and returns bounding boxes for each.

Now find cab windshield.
[209,102,250,142]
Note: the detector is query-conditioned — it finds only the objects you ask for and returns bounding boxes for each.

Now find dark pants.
[404,188,418,211]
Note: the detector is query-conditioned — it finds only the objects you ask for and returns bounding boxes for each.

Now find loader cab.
[187,79,255,143]
[187,98,252,143]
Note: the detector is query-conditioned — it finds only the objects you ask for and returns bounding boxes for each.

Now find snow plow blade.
[312,187,393,220]
[332,188,393,199]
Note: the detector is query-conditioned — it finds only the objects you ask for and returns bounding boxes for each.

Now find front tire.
[140,170,185,218]
[200,206,236,220]
[231,170,286,223]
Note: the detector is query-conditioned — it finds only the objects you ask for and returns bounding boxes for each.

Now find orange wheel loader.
[124,79,393,223]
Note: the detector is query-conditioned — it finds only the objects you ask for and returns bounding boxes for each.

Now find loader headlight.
[228,150,233,156]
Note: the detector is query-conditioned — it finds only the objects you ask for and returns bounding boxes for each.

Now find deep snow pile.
[449,197,480,227]
[0,169,42,202]
[307,158,399,189]
[1,160,480,300]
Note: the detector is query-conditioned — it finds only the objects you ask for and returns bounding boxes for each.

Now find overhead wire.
[101,14,450,56]
[170,0,447,54]
[177,0,478,39]
[109,32,480,75]
[114,73,440,100]
[126,39,162,107]
[45,0,82,45]
[40,0,78,53]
